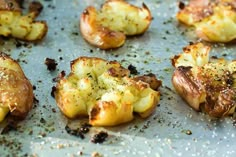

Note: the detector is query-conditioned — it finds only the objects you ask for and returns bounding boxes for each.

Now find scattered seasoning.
[40,118,46,124]
[44,58,58,71]
[47,4,55,9]
[91,131,108,144]
[51,108,56,113]
[72,32,79,36]
[128,64,138,75]
[0,136,23,155]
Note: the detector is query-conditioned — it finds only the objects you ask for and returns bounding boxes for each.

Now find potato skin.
[80,0,152,49]
[55,57,161,126]
[171,43,236,117]
[172,66,206,111]
[0,53,33,121]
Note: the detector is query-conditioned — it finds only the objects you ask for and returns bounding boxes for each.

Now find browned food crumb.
[128,64,138,75]
[91,131,108,144]
[91,152,102,157]
[51,86,56,98]
[65,124,92,139]
[44,58,58,71]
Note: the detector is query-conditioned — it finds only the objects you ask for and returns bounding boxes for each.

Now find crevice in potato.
[0,52,34,122]
[177,0,236,42]
[0,0,47,41]
[171,43,236,117]
[54,57,161,126]
[80,0,152,50]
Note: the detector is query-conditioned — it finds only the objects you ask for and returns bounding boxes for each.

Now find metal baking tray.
[0,0,236,156]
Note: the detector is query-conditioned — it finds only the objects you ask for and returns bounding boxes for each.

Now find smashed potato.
[177,0,236,42]
[0,53,34,122]
[80,0,152,49]
[54,57,161,126]
[171,43,236,117]
[0,0,47,41]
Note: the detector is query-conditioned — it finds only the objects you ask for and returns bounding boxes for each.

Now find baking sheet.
[0,0,236,156]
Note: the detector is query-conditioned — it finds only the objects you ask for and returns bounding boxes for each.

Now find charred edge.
[90,106,100,121]
[171,55,181,67]
[178,1,185,10]
[83,9,89,15]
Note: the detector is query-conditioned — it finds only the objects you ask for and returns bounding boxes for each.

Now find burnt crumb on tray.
[65,123,91,139]
[91,131,108,144]
[128,64,138,75]
[44,58,58,71]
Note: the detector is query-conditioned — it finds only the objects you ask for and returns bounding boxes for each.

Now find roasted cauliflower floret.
[171,43,236,117]
[177,0,236,42]
[0,52,34,122]
[80,0,152,49]
[0,0,47,41]
[54,57,161,126]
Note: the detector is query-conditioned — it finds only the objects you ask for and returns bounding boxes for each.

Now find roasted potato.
[55,57,161,126]
[80,0,152,49]
[0,0,47,41]
[177,0,236,42]
[171,43,236,117]
[0,53,34,122]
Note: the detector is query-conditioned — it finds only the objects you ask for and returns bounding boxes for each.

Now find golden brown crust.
[0,0,48,41]
[171,43,236,117]
[177,0,213,25]
[55,57,161,126]
[177,0,236,42]
[0,52,33,121]
[80,0,152,49]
